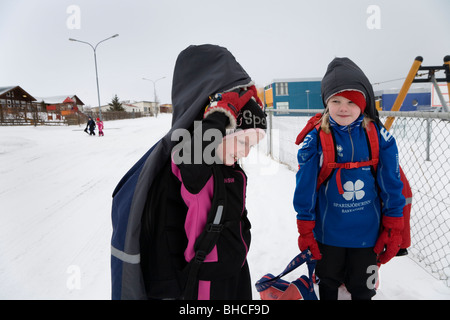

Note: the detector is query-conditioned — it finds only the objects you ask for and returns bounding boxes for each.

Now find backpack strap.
[317,127,337,190]
[296,117,380,195]
[365,121,379,173]
[183,165,226,300]
[294,113,337,189]
[323,121,379,194]
[328,159,379,194]
[295,113,322,145]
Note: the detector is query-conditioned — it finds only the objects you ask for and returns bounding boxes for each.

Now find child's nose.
[339,103,351,111]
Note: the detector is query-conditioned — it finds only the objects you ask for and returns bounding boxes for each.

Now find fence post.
[385,56,423,131]
[268,110,273,158]
[426,118,432,161]
[444,55,450,103]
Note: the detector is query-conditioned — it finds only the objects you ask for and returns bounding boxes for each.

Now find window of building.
[276,82,289,96]
[276,101,289,114]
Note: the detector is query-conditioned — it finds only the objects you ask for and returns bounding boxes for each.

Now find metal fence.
[264,109,450,286]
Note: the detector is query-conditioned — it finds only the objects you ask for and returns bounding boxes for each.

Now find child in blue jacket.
[293,57,405,300]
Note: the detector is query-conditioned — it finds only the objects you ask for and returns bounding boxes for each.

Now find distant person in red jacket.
[96,118,104,136]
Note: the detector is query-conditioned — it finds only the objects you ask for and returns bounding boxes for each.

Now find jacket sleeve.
[293,129,320,221]
[376,125,405,217]
[175,112,228,194]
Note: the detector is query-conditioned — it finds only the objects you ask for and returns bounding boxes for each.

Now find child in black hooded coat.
[111,44,266,300]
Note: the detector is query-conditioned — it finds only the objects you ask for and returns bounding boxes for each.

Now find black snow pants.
[315,242,378,300]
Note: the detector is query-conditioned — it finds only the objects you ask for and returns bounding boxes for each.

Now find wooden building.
[0,86,37,124]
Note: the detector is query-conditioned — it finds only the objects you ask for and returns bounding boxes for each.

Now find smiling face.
[216,129,265,166]
[327,95,362,126]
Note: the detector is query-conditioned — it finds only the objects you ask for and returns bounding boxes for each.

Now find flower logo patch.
[342,180,365,201]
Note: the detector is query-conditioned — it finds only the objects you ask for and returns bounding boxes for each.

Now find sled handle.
[255,250,316,292]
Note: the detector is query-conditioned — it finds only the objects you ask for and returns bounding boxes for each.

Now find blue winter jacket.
[293,115,405,248]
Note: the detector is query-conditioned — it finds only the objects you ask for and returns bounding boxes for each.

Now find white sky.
[1,0,449,107]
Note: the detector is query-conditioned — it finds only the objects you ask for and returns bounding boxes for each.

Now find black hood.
[321,57,380,124]
[171,44,253,128]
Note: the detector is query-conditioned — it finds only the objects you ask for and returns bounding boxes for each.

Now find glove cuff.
[297,219,315,235]
[382,216,404,231]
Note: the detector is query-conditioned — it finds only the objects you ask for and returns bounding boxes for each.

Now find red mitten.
[204,86,259,129]
[374,216,404,264]
[297,220,321,260]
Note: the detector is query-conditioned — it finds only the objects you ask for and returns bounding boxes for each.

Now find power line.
[372,72,429,86]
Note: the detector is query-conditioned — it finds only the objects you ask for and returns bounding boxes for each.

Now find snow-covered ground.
[0,115,449,300]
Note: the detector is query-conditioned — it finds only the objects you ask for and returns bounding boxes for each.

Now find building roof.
[0,86,17,96]
[0,85,36,101]
[34,95,85,105]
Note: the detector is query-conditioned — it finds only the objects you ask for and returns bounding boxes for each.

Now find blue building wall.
[272,80,322,110]
[381,92,431,111]
[270,79,430,112]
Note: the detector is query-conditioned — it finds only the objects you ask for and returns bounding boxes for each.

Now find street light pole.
[142,77,166,116]
[69,34,119,120]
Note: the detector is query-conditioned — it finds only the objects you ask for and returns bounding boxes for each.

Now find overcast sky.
[1,0,449,107]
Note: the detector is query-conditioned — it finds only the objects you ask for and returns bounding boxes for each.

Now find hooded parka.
[111,44,254,300]
[293,57,405,248]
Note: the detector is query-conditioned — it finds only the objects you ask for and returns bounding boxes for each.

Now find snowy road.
[0,115,449,299]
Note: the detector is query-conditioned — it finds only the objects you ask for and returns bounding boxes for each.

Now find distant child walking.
[85,116,96,136]
[96,118,104,136]
[293,57,405,300]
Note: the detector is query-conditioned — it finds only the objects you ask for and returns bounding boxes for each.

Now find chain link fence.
[263,109,450,286]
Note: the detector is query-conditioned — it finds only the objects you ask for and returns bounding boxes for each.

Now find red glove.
[204,85,259,129]
[374,216,404,264]
[297,220,321,260]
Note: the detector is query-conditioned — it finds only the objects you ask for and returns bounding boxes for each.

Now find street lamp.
[69,34,119,120]
[142,77,166,116]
